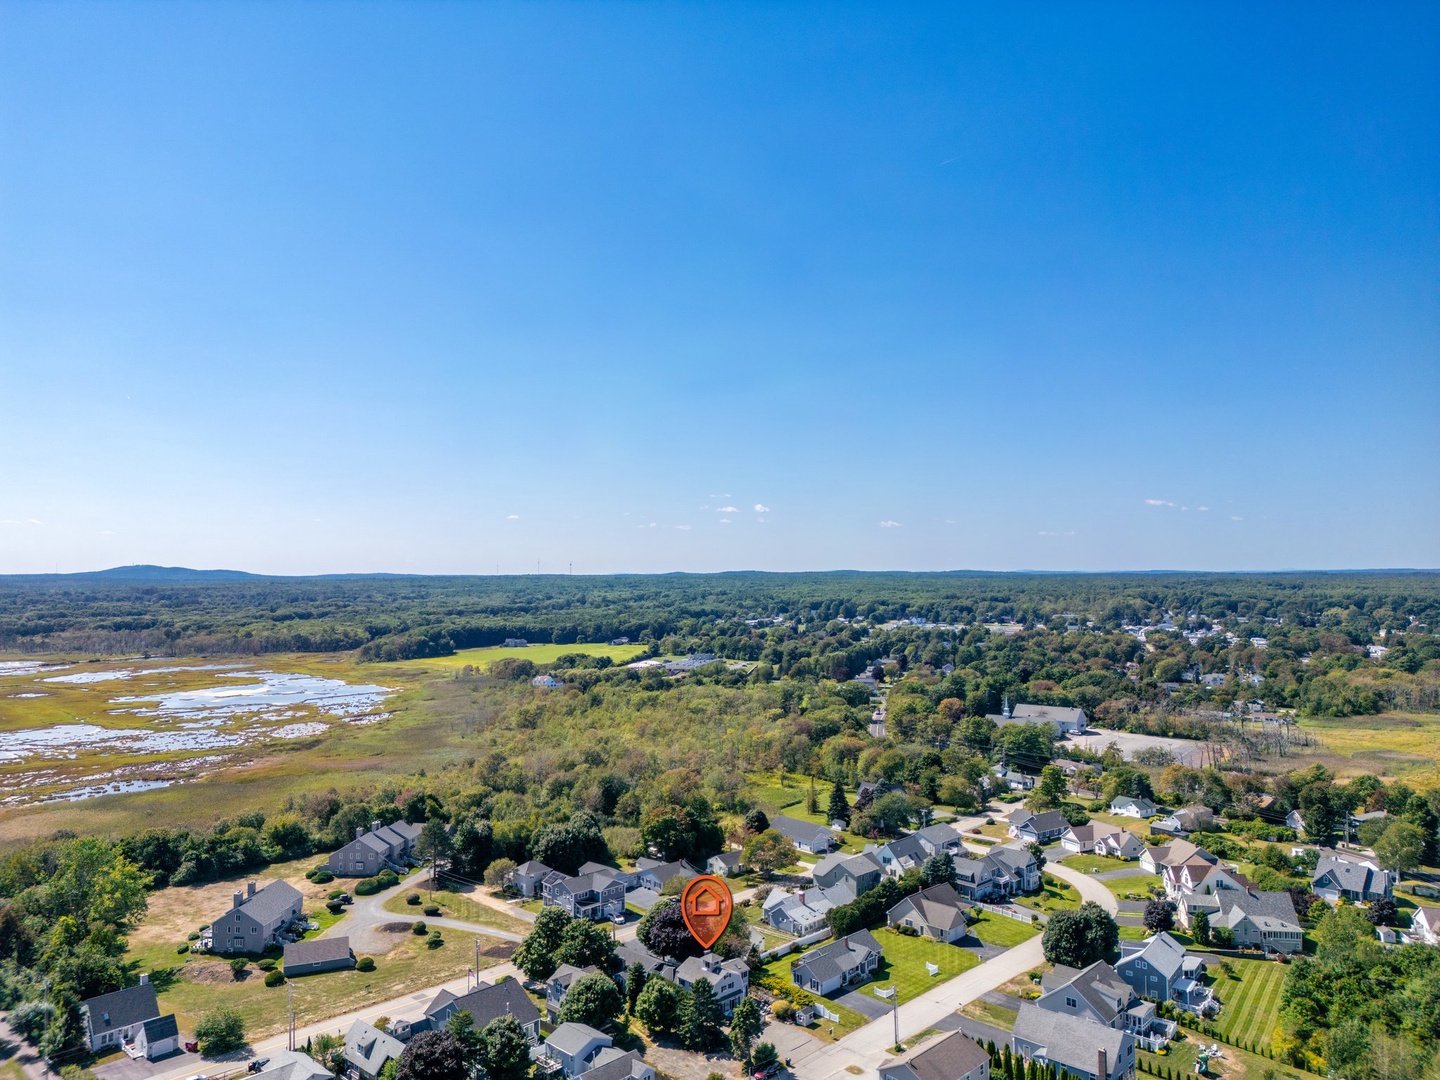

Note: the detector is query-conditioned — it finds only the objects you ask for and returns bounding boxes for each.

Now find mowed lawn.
[966,912,1039,948]
[381,886,530,935]
[1101,875,1157,900]
[1057,853,1135,874]
[1210,957,1290,1050]
[870,927,983,1004]
[1016,875,1080,914]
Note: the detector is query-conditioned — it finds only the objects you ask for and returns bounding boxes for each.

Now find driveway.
[94,1048,205,1080]
[322,873,525,955]
[835,985,893,1021]
[1044,862,1118,915]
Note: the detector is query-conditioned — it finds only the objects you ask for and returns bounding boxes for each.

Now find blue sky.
[2,2,1436,574]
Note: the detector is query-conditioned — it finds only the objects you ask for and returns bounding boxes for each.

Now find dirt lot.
[1066,728,1208,766]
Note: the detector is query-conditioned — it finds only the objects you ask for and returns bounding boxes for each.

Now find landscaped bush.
[327,900,345,915]
[426,931,443,949]
[896,924,918,936]
[328,888,346,900]
[376,869,399,888]
[770,1000,793,1022]
[354,878,381,896]
[356,956,376,972]
[412,921,427,935]
[406,893,422,906]
[257,958,277,971]
[187,931,200,941]
[423,905,441,917]
[176,944,189,954]
[263,942,283,957]
[264,969,286,988]
[229,959,248,978]
[311,870,334,884]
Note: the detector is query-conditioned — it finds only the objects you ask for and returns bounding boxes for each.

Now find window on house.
[1065,997,1077,1008]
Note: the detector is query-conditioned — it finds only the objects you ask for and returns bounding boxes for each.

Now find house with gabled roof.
[1180,888,1302,953]
[81,975,180,1059]
[913,823,966,856]
[1035,960,1175,1050]
[1110,796,1157,819]
[1140,839,1216,876]
[633,858,698,892]
[343,1020,404,1080]
[543,868,627,921]
[423,978,541,1043]
[706,850,744,877]
[1012,1003,1134,1080]
[886,883,971,943]
[879,1031,991,1080]
[813,850,883,895]
[211,879,304,955]
[546,964,600,1022]
[1115,932,1214,1015]
[791,931,882,996]
[870,835,930,879]
[1007,809,1068,844]
[1061,823,1144,860]
[284,935,355,976]
[327,820,421,878]
[1404,905,1440,946]
[507,860,554,897]
[762,886,836,936]
[675,952,749,1016]
[1151,805,1215,838]
[769,814,838,854]
[1311,850,1394,904]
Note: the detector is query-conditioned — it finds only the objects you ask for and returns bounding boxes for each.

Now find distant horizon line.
[2,563,1438,581]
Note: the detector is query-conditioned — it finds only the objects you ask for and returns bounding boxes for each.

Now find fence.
[974,901,1037,924]
[758,927,832,961]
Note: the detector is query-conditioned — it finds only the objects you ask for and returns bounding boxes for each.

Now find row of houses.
[326,820,423,878]
[1148,840,1303,953]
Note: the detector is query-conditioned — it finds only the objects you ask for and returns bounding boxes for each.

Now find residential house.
[1404,905,1440,946]
[1109,796,1157,819]
[1060,823,1144,860]
[1285,810,1306,836]
[342,1021,404,1080]
[1180,889,1303,954]
[579,1051,654,1080]
[614,941,676,989]
[878,1031,991,1080]
[327,820,422,878]
[870,835,930,879]
[252,1050,335,1080]
[632,858,698,892]
[1035,961,1176,1050]
[791,930,883,996]
[993,766,1034,793]
[1150,806,1216,838]
[543,868,627,921]
[1007,809,1068,844]
[951,843,1042,901]
[886,884,971,944]
[913,823,966,857]
[1012,1004,1134,1080]
[674,952,750,1016]
[1140,840,1216,877]
[210,880,304,956]
[1162,860,1251,903]
[1115,933,1214,1016]
[507,860,554,898]
[532,674,564,689]
[424,979,542,1043]
[545,964,599,1022]
[283,936,355,977]
[813,851,884,895]
[544,1023,622,1078]
[762,887,837,936]
[770,814,838,855]
[1312,851,1394,904]
[706,851,744,877]
[81,976,180,1060]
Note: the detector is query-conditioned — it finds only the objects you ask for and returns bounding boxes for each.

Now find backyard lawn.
[1058,853,1135,874]
[382,886,529,935]
[966,912,1040,948]
[869,927,982,1004]
[1209,956,1291,1051]
[1102,874,1157,901]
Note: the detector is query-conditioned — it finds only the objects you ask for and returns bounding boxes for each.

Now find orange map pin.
[680,874,733,950]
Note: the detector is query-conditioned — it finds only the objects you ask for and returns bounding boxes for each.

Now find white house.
[81,976,180,1060]
[1109,796,1157,819]
[1404,905,1440,946]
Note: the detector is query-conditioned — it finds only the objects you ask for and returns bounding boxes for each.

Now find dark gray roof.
[792,930,880,984]
[914,823,963,848]
[1218,889,1299,932]
[142,1014,178,1042]
[239,880,304,925]
[888,884,970,933]
[1314,856,1383,894]
[881,834,929,864]
[1016,810,1067,834]
[451,979,540,1028]
[1118,931,1187,982]
[1014,1002,1129,1074]
[513,860,553,876]
[885,1032,989,1080]
[284,936,353,967]
[83,982,160,1035]
[1039,961,1133,1024]
[769,814,834,845]
[579,1049,647,1080]
[344,1020,404,1076]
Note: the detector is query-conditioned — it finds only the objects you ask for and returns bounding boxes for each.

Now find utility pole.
[474,938,480,990]
[287,980,295,1051]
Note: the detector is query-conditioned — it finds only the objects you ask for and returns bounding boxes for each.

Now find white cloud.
[506,514,520,520]
[715,506,739,514]
[719,518,732,525]
[753,504,770,513]
[1231,515,1244,522]
[1197,506,1210,512]
[1038,530,1076,536]
[674,524,692,531]
[879,520,902,528]
[944,519,957,525]
[99,529,114,536]
[1144,498,1177,508]
[0,518,42,527]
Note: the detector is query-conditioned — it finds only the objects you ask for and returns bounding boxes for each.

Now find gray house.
[343,1020,404,1080]
[1312,852,1394,904]
[1115,932,1214,1015]
[1007,809,1068,844]
[791,930,882,996]
[870,835,930,878]
[879,1031,991,1080]
[632,858,698,892]
[508,860,554,897]
[424,979,542,1043]
[211,879,304,956]
[1035,961,1175,1050]
[886,883,970,943]
[284,935,356,977]
[769,814,838,854]
[913,823,966,857]
[327,820,422,878]
[543,868,627,921]
[1012,1003,1135,1080]
[675,952,750,1017]
[706,851,744,877]
[546,964,600,1022]
[81,976,179,1059]
[812,851,883,895]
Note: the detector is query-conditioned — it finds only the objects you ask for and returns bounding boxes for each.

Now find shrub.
[194,1006,246,1055]
[264,970,286,988]
[312,870,334,884]
[354,878,381,896]
[897,924,918,936]
[412,921,428,935]
[327,900,345,915]
[406,893,422,906]
[229,959,249,977]
[423,905,442,917]
[176,944,190,954]
[426,931,444,949]
[263,942,282,957]
[376,869,399,888]
[187,931,200,941]
[770,999,793,1022]
[357,956,376,972]
[257,959,277,972]
[328,888,346,900]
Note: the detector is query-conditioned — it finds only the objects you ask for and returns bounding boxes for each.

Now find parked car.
[611,912,626,925]
[753,1063,782,1079]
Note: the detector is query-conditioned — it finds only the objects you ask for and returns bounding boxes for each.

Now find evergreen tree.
[678,980,725,1051]
[828,780,851,827]
[728,996,765,1065]
[624,961,647,1015]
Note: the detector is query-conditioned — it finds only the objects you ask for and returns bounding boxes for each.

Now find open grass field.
[1209,957,1290,1051]
[392,642,648,673]
[381,886,530,935]
[1058,853,1134,874]
[965,911,1040,948]
[1015,875,1080,915]
[1298,711,1440,788]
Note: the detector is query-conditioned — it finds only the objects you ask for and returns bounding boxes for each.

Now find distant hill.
[69,564,264,582]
